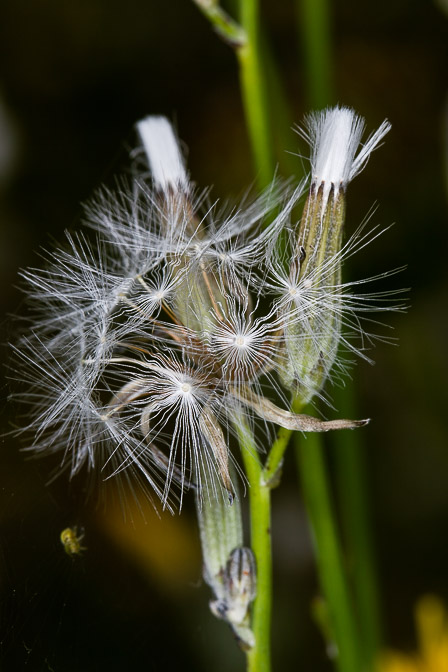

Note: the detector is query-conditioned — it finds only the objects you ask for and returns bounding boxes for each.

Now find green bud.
[280,182,346,404]
[279,106,391,403]
[196,465,256,649]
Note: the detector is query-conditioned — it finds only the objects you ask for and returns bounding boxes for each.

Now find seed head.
[11,110,398,510]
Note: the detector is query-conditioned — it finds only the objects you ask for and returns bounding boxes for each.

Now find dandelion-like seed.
[11,108,397,514]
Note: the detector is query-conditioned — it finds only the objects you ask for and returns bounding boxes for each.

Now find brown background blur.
[0,1,447,670]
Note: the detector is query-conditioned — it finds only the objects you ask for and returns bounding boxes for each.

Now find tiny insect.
[60,527,85,557]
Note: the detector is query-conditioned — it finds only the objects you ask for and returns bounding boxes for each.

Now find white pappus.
[11,109,398,510]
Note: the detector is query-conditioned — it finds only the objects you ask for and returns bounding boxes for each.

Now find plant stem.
[267,398,363,670]
[192,0,246,46]
[262,425,293,486]
[260,33,298,179]
[192,0,280,188]
[333,385,382,671]
[295,427,362,672]
[295,1,381,666]
[234,417,272,672]
[296,0,334,109]
[237,0,275,190]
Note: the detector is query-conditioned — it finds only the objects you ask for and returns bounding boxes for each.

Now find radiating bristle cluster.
[11,107,400,510]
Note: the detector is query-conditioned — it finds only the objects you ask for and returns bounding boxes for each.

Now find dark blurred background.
[0,1,447,670]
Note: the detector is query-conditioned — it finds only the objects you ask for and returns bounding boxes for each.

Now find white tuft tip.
[307,107,365,188]
[136,116,189,193]
[301,106,391,206]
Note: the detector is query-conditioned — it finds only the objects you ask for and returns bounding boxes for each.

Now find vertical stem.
[333,386,382,671]
[296,0,334,109]
[295,430,362,672]
[234,418,272,672]
[237,0,275,190]
[296,1,381,666]
[260,33,298,179]
[232,5,281,669]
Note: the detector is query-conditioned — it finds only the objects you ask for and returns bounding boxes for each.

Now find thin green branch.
[294,1,382,667]
[333,386,382,671]
[260,33,299,179]
[192,0,246,46]
[234,417,272,672]
[296,0,334,109]
[192,0,276,189]
[295,429,362,672]
[262,425,293,487]
[236,0,275,189]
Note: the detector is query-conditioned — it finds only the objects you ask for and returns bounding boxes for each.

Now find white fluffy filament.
[301,106,391,213]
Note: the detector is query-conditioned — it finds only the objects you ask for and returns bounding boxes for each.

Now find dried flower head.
[11,109,397,510]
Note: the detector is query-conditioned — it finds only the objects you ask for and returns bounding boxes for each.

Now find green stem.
[192,0,246,46]
[237,0,275,189]
[295,1,381,666]
[234,417,272,672]
[295,429,362,672]
[333,386,382,671]
[262,425,293,486]
[260,33,298,179]
[296,0,334,109]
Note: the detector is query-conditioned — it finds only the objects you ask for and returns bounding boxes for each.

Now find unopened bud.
[209,547,257,650]
[196,465,256,649]
[196,466,243,590]
[281,181,346,402]
[280,107,390,403]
